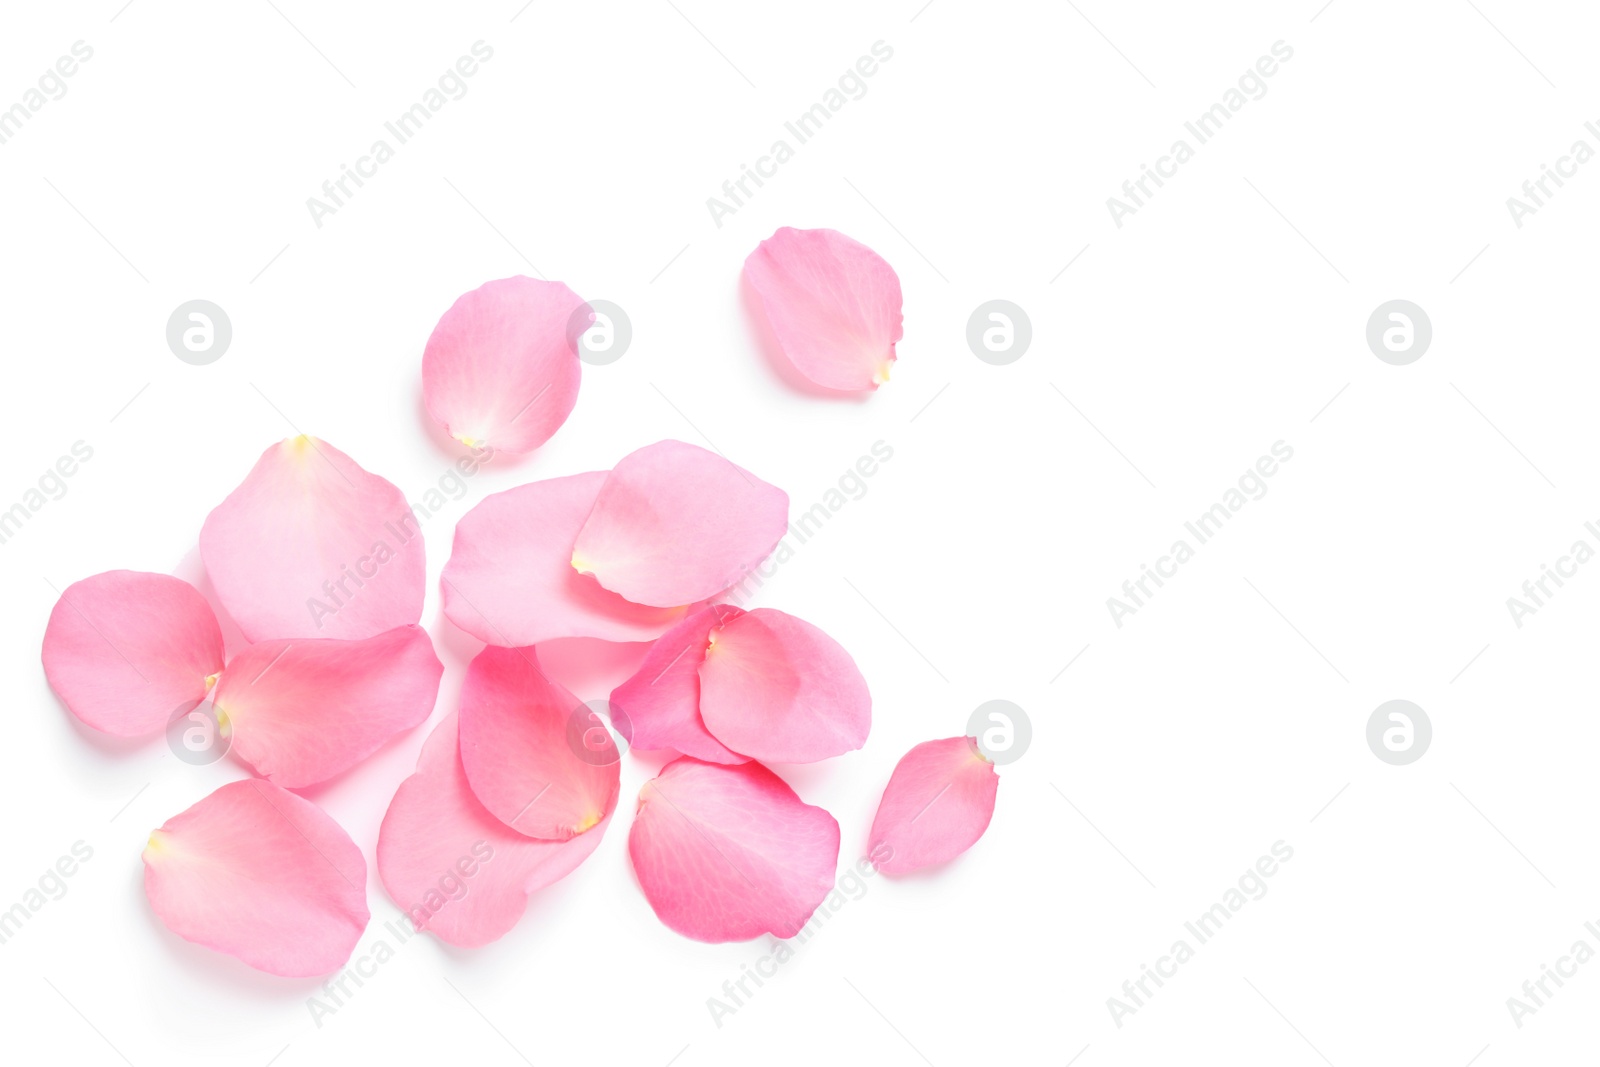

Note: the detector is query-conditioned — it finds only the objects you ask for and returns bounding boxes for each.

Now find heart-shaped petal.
[868,736,998,876]
[610,604,747,764]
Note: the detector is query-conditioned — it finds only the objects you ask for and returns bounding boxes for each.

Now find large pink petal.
[743,227,903,392]
[422,277,585,454]
[629,758,839,942]
[868,737,998,876]
[200,437,424,642]
[571,440,789,607]
[458,646,619,841]
[698,608,870,764]
[441,472,684,646]
[610,604,747,764]
[42,570,224,738]
[378,712,610,947]
[143,779,368,976]
[213,625,443,788]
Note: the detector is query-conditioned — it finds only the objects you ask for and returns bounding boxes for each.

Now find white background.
[2,1,1597,1064]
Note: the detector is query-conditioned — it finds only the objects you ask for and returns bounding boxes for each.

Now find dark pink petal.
[200,437,424,642]
[698,608,870,764]
[572,440,789,607]
[213,625,443,788]
[743,227,903,392]
[42,570,224,738]
[629,758,839,942]
[143,779,368,976]
[441,472,684,646]
[610,604,747,764]
[378,712,610,947]
[868,737,998,876]
[422,277,586,454]
[458,646,619,841]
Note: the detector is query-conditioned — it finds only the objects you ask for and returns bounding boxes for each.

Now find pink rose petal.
[378,712,610,947]
[868,736,998,876]
[743,227,903,391]
[698,608,870,764]
[143,779,368,976]
[629,757,839,942]
[200,437,424,643]
[572,440,789,608]
[610,604,747,764]
[422,276,586,454]
[213,625,443,788]
[441,472,685,646]
[42,570,224,738]
[458,645,619,841]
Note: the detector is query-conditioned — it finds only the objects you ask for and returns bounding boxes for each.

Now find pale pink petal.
[458,646,619,841]
[422,277,586,454]
[629,758,839,942]
[868,737,998,876]
[610,605,747,764]
[200,437,424,642]
[698,608,870,764]
[42,570,224,738]
[572,440,789,607]
[378,712,610,947]
[143,779,368,976]
[743,227,903,392]
[441,472,685,646]
[213,625,443,788]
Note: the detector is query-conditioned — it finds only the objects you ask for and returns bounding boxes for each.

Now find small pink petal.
[200,437,424,643]
[422,277,586,454]
[572,440,789,607]
[213,625,443,788]
[743,227,903,392]
[698,608,870,764]
[441,472,685,646]
[458,646,619,841]
[42,570,224,738]
[378,712,610,947]
[629,757,839,942]
[143,779,368,976]
[610,604,747,764]
[868,737,998,876]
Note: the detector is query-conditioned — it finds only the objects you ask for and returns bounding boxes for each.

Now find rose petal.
[142,779,368,976]
[743,227,903,391]
[698,608,870,764]
[458,645,619,841]
[441,472,685,646]
[42,570,224,738]
[378,712,610,947]
[422,277,586,454]
[868,737,998,876]
[610,604,747,764]
[213,625,443,788]
[572,440,789,607]
[629,757,839,942]
[200,437,424,643]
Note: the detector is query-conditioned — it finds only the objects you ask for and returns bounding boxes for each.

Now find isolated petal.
[458,646,619,841]
[610,605,747,764]
[868,737,998,876]
[143,779,368,976]
[42,570,224,738]
[572,440,789,607]
[442,472,684,646]
[213,625,443,788]
[698,608,870,764]
[422,277,586,454]
[378,713,610,948]
[744,227,903,391]
[629,758,839,943]
[200,437,423,643]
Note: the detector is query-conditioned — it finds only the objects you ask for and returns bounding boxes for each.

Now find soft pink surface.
[610,604,747,764]
[868,736,998,876]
